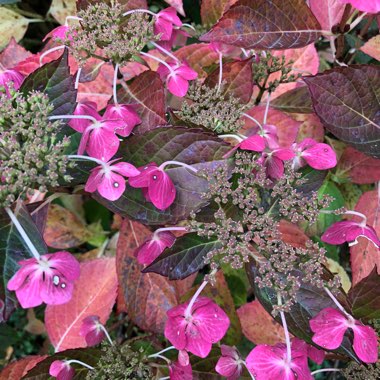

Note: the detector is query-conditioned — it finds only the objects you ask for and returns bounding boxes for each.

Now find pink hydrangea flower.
[157,28,189,50]
[178,349,189,366]
[292,138,337,170]
[223,134,266,158]
[69,101,101,133]
[79,315,106,346]
[49,360,75,380]
[0,69,24,96]
[135,231,176,265]
[128,163,176,210]
[246,341,312,380]
[154,7,182,41]
[259,124,280,149]
[7,251,80,309]
[215,345,244,380]
[78,119,125,162]
[157,61,198,97]
[85,159,140,201]
[169,361,192,380]
[310,307,378,363]
[164,296,230,358]
[258,148,295,180]
[340,0,380,13]
[103,104,141,137]
[321,220,380,248]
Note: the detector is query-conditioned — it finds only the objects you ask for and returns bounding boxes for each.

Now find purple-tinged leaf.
[271,86,313,113]
[117,70,166,134]
[200,0,322,50]
[205,58,253,103]
[143,233,222,280]
[20,49,77,118]
[304,65,380,158]
[349,267,380,321]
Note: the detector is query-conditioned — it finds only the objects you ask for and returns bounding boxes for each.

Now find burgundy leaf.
[304,65,380,158]
[200,0,322,50]
[117,70,166,134]
[205,59,253,103]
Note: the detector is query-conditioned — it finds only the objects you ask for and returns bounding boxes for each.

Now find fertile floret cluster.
[191,152,339,311]
[177,82,245,133]
[342,362,380,380]
[0,87,73,207]
[85,342,152,380]
[67,1,156,65]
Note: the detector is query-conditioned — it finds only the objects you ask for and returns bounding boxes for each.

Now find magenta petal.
[47,251,80,282]
[14,272,44,308]
[175,65,198,80]
[361,225,380,248]
[273,148,295,160]
[85,167,103,193]
[178,350,190,366]
[86,127,120,162]
[7,258,39,291]
[169,361,192,380]
[310,308,348,350]
[103,105,141,137]
[111,162,140,177]
[240,135,266,152]
[307,345,325,365]
[216,347,242,380]
[128,163,158,188]
[148,170,176,210]
[154,18,173,40]
[0,69,24,95]
[302,143,337,170]
[136,240,163,265]
[69,102,101,133]
[164,315,188,350]
[40,275,75,305]
[267,156,285,179]
[341,0,380,13]
[167,74,190,97]
[77,127,91,156]
[185,323,213,357]
[97,172,126,201]
[158,7,182,26]
[321,220,357,245]
[80,316,106,346]
[352,324,378,363]
[49,360,75,380]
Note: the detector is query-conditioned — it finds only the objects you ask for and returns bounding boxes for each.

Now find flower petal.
[111,162,140,177]
[148,169,176,210]
[302,143,337,170]
[97,172,126,201]
[87,127,120,162]
[240,135,266,152]
[167,74,190,97]
[352,324,378,363]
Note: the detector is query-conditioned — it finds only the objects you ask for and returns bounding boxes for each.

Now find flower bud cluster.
[0,87,73,207]
[85,342,152,380]
[177,82,245,133]
[342,362,380,380]
[191,152,339,310]
[67,1,157,65]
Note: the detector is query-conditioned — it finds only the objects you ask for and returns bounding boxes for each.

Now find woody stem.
[5,207,41,260]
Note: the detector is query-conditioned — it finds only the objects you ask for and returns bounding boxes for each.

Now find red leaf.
[360,35,380,61]
[175,43,219,78]
[45,258,118,351]
[0,356,47,380]
[337,146,380,184]
[309,0,345,35]
[205,58,253,103]
[237,300,286,345]
[351,191,380,285]
[242,106,300,147]
[200,0,322,50]
[294,113,325,143]
[200,0,238,25]
[0,38,32,69]
[278,219,309,248]
[116,219,194,334]
[118,70,166,134]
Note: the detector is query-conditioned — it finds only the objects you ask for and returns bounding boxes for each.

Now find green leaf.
[0,205,47,321]
[306,180,344,236]
[94,127,230,225]
[144,233,222,280]
[245,260,359,361]
[20,49,77,122]
[22,348,101,379]
[349,267,380,321]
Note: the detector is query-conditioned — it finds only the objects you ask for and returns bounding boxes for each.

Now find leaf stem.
[39,45,66,66]
[113,63,119,105]
[277,294,292,364]
[65,360,94,370]
[5,207,41,260]
[311,368,341,376]
[48,114,98,124]
[324,287,351,318]
[150,41,180,62]
[217,52,223,93]
[148,346,176,358]
[159,161,198,173]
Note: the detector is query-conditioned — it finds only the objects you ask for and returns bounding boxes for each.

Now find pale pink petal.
[167,74,190,97]
[50,360,75,380]
[0,69,24,95]
[216,346,242,380]
[79,316,105,346]
[97,172,126,201]
[352,324,378,363]
[302,143,337,170]
[148,170,176,210]
[103,104,141,137]
[240,135,266,152]
[178,350,189,366]
[310,308,348,350]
